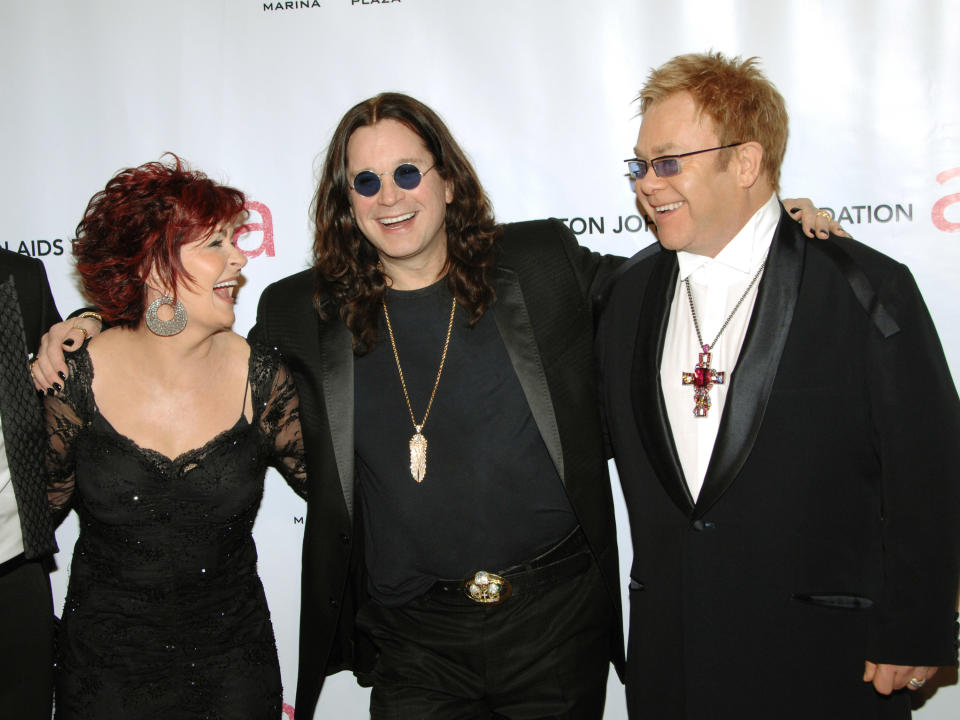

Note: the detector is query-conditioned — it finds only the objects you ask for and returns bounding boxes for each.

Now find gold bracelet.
[77,311,103,326]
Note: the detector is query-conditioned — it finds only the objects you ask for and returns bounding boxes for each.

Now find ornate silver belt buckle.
[464,570,512,605]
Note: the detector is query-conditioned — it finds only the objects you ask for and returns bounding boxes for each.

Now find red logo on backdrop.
[932,168,960,233]
[235,201,275,257]
[282,702,295,718]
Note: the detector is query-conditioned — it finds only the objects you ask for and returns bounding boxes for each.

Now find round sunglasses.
[351,163,436,197]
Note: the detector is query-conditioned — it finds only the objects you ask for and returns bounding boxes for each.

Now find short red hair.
[74,154,246,328]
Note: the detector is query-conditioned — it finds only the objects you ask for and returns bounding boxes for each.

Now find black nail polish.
[53,382,62,392]
[58,371,66,381]
[46,388,55,396]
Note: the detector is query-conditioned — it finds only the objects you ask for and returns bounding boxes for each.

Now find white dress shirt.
[660,193,780,501]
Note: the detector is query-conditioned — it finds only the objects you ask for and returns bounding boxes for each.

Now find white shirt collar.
[677,193,781,281]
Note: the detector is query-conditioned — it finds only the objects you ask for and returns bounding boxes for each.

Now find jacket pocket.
[792,592,874,610]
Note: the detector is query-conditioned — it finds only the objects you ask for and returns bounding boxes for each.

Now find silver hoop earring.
[144,296,187,336]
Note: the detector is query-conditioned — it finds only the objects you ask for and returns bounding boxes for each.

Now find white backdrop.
[4,1,959,717]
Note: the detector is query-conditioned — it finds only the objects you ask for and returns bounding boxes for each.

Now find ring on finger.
[816,209,831,219]
[72,326,89,343]
[908,677,926,689]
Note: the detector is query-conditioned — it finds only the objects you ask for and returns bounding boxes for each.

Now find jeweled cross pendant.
[681,345,725,417]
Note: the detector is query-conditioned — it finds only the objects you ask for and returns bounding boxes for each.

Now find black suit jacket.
[597,206,960,719]
[251,219,626,718]
[0,249,60,560]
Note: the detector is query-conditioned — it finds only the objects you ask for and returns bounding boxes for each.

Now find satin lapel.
[318,318,356,520]
[490,266,564,482]
[629,252,695,513]
[694,208,804,518]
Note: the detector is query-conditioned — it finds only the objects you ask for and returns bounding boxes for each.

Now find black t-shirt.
[354,281,577,606]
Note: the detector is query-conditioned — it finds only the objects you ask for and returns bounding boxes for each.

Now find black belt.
[429,527,591,604]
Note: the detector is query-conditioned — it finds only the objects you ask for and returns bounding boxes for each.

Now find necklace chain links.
[684,261,766,351]
[382,296,457,483]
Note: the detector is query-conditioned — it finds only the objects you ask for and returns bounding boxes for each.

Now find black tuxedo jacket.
[0,249,60,560]
[597,206,960,719]
[251,219,625,718]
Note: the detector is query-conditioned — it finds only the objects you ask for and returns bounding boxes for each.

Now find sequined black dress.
[43,343,307,720]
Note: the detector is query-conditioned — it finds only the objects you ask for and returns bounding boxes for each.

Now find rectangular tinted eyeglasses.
[624,142,744,180]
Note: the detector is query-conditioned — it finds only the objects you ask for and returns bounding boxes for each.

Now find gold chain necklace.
[382,296,457,483]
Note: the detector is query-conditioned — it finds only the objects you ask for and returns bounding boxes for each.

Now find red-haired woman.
[42,155,306,719]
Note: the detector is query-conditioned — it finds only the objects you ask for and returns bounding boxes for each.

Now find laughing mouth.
[379,211,416,226]
[213,279,239,298]
[653,201,684,213]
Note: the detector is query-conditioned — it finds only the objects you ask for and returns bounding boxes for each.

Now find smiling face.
[633,92,749,258]
[171,220,248,332]
[346,118,454,288]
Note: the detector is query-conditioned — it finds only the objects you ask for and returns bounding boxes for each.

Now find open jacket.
[250,219,625,718]
[597,206,960,719]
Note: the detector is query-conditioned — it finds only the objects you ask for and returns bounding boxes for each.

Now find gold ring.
[73,326,89,342]
[908,677,926,689]
[816,210,831,219]
[29,358,39,377]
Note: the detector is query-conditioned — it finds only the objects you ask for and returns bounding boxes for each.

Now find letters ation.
[822,204,913,225]
[932,168,960,233]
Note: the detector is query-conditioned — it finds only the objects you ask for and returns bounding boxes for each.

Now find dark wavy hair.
[74,154,246,328]
[312,92,499,354]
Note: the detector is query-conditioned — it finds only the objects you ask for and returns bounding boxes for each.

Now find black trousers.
[0,555,54,720]
[357,545,613,719]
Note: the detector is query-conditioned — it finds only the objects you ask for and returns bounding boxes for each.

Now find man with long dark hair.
[252,93,624,719]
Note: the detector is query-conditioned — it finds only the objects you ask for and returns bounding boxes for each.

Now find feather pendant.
[409,431,428,483]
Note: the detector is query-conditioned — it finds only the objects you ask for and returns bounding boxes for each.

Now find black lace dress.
[43,343,307,720]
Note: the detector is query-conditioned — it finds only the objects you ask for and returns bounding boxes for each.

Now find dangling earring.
[144,295,187,336]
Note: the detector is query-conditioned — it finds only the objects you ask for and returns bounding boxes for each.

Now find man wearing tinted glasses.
[597,52,960,719]
[250,93,626,719]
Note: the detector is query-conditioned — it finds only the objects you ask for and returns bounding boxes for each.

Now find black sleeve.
[865,263,960,665]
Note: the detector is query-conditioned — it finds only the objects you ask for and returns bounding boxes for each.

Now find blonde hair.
[638,52,788,191]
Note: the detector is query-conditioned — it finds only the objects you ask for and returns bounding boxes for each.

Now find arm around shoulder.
[544,218,626,303]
